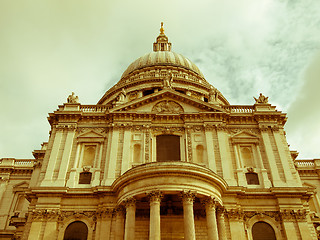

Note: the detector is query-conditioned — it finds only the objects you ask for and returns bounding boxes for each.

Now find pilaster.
[104,127,120,185]
[216,126,237,185]
[260,127,283,187]
[204,127,216,172]
[226,209,246,240]
[272,128,296,186]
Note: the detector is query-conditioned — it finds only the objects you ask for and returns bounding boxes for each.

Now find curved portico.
[113,162,228,240]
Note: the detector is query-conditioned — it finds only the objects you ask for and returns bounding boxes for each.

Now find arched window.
[252,221,276,240]
[63,221,88,240]
[156,135,181,162]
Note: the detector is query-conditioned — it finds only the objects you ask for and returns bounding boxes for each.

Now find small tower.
[153,22,172,51]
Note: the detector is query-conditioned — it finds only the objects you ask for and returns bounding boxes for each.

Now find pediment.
[78,131,104,138]
[231,130,259,144]
[109,89,224,113]
[77,130,105,142]
[13,181,29,192]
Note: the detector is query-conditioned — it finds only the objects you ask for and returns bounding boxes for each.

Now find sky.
[0,0,319,159]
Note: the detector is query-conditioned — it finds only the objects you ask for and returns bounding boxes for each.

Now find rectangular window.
[156,135,181,162]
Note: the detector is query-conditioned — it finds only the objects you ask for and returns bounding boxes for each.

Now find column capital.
[181,190,196,204]
[114,206,125,215]
[147,191,163,203]
[123,197,136,208]
[201,196,218,209]
[216,206,226,216]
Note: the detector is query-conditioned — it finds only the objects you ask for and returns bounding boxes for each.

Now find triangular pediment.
[13,181,29,191]
[231,130,258,139]
[231,130,259,144]
[77,130,104,139]
[109,89,224,113]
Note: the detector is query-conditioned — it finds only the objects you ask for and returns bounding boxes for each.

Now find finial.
[160,22,164,34]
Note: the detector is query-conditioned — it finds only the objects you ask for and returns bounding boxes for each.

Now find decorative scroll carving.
[243,211,281,222]
[152,100,183,114]
[225,209,244,220]
[254,93,268,104]
[145,127,150,162]
[186,129,192,162]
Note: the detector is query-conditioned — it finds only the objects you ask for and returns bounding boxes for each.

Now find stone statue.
[118,88,126,102]
[254,93,269,104]
[163,71,173,89]
[67,92,79,103]
[209,86,218,102]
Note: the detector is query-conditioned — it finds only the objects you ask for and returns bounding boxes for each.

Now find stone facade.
[0,24,319,240]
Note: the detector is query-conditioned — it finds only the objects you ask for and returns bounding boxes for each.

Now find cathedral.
[1,24,320,240]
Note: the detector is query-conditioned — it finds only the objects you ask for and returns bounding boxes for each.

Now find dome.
[98,23,229,106]
[121,51,204,79]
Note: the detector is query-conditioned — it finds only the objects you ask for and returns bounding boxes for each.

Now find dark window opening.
[204,97,208,102]
[156,135,181,162]
[246,172,259,185]
[63,221,88,240]
[143,89,154,96]
[79,172,92,184]
[252,221,276,240]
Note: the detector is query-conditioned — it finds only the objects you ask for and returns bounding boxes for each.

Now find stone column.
[182,191,196,240]
[115,207,125,240]
[148,191,163,240]
[124,198,136,240]
[202,197,219,240]
[216,207,227,240]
